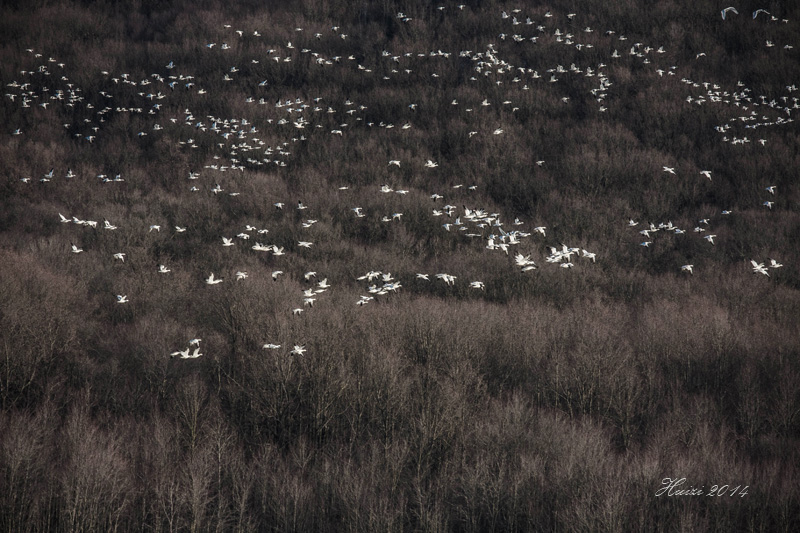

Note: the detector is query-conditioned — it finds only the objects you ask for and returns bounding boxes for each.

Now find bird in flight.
[183,347,203,359]
[291,345,306,356]
[721,7,739,20]
[170,347,190,358]
[205,273,223,284]
[751,260,769,276]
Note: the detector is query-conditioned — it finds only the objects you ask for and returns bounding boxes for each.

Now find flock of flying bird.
[627,173,784,276]
[5,6,795,360]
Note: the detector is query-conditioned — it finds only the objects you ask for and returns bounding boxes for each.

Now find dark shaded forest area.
[1,0,799,531]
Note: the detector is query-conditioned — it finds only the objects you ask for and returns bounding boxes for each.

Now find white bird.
[388,160,400,167]
[514,253,535,267]
[183,347,203,359]
[751,260,769,276]
[769,259,783,269]
[681,264,694,274]
[470,281,485,290]
[304,271,317,280]
[149,225,161,232]
[272,270,284,281]
[435,273,456,285]
[704,235,717,245]
[721,7,738,20]
[235,271,248,280]
[116,294,128,303]
[222,237,235,246]
[424,159,439,168]
[71,243,83,254]
[103,219,117,230]
[170,347,190,358]
[700,170,712,180]
[582,249,596,262]
[263,343,281,349]
[113,252,126,261]
[189,338,201,346]
[205,273,223,284]
[59,213,70,223]
[663,166,676,175]
[765,185,776,195]
[290,345,306,356]
[763,201,774,209]
[158,264,170,273]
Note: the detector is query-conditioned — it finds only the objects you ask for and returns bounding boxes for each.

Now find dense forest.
[1,0,799,531]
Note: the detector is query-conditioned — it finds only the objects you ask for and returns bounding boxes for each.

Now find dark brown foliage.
[2,0,800,531]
